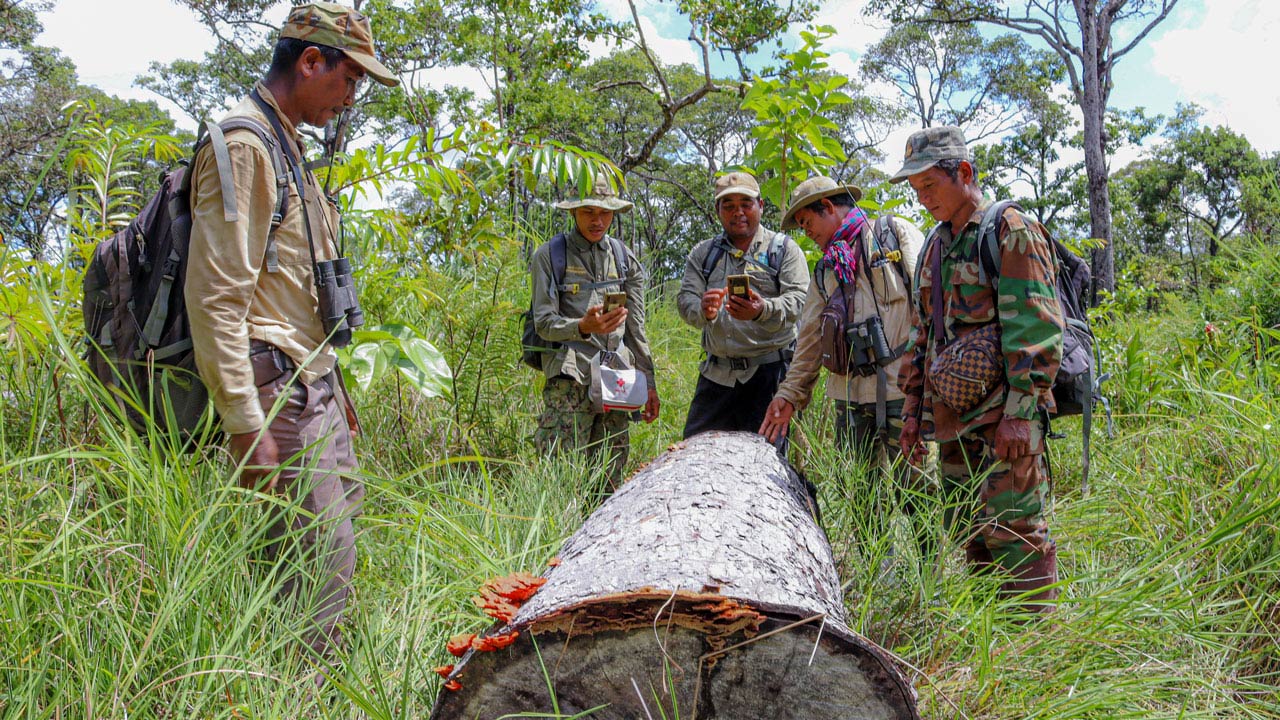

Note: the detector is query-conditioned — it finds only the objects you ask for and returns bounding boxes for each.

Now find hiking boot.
[964,543,995,577]
[999,545,1059,615]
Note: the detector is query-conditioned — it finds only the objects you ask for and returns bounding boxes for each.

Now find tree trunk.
[1077,0,1115,304]
[430,431,919,720]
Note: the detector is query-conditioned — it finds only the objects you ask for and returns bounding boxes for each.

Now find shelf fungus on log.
[430,430,919,719]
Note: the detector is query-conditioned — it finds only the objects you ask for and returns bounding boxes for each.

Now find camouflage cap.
[280,1,399,87]
[713,171,761,202]
[780,176,862,231]
[888,125,968,184]
[554,173,633,214]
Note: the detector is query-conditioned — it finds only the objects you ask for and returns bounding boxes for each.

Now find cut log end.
[430,432,919,719]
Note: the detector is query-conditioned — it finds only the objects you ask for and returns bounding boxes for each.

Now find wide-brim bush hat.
[780,176,863,231]
[554,173,633,213]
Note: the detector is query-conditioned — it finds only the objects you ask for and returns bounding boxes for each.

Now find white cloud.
[1150,0,1280,152]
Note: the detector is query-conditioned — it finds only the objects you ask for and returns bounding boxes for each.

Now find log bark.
[431,431,919,719]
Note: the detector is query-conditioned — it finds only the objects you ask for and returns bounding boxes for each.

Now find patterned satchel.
[930,323,1003,413]
[925,235,1005,414]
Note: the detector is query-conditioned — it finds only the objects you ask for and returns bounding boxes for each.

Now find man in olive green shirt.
[676,171,808,440]
[531,176,660,487]
[185,2,397,671]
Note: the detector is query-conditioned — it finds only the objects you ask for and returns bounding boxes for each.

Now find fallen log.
[431,430,919,719]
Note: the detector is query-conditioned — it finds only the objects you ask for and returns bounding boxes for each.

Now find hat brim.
[780,185,863,231]
[714,185,761,202]
[887,158,939,185]
[343,49,399,87]
[554,198,633,214]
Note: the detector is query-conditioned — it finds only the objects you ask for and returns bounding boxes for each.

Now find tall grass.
[2,240,1280,718]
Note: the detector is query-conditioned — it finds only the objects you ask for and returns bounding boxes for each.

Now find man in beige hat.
[759,176,930,561]
[530,174,660,488]
[890,126,1065,613]
[184,1,398,674]
[676,171,808,440]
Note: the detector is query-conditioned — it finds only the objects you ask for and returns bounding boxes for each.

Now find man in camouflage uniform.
[531,176,660,487]
[759,176,929,558]
[185,2,397,672]
[677,172,808,439]
[892,126,1064,612]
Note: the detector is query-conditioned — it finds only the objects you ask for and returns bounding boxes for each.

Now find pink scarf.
[822,207,867,284]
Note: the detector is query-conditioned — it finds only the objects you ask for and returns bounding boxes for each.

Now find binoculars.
[846,315,895,376]
[315,257,364,347]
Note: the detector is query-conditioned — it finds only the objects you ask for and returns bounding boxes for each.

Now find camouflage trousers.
[938,421,1053,574]
[534,377,631,488]
[834,398,933,559]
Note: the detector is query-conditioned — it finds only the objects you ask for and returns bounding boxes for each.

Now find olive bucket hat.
[888,125,969,184]
[553,173,634,214]
[780,176,863,231]
[280,1,399,87]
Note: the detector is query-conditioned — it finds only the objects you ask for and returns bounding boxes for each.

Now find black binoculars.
[846,315,895,376]
[315,257,364,347]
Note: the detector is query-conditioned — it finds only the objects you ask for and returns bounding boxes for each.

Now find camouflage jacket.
[897,198,1063,442]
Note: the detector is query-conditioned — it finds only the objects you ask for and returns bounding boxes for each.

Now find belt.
[707,347,793,372]
[249,339,296,372]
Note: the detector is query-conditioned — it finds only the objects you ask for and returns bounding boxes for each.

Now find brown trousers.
[252,351,362,657]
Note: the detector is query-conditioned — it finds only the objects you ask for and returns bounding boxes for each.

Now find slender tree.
[868,0,1182,302]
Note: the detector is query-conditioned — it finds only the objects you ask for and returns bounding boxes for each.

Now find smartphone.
[604,292,627,313]
[727,274,751,299]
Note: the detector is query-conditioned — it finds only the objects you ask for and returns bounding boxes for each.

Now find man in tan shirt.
[758,177,930,559]
[676,172,808,440]
[184,1,397,671]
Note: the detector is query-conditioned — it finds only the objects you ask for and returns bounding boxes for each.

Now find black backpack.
[971,200,1112,487]
[82,117,289,443]
[520,233,628,370]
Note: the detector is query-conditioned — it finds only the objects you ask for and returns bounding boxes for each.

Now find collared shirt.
[775,216,924,410]
[530,227,656,388]
[897,198,1064,441]
[676,224,808,387]
[186,82,341,435]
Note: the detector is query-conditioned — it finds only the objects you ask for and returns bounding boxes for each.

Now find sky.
[35,0,1280,166]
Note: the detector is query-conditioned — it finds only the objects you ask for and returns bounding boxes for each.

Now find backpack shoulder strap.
[548,233,568,297]
[609,236,628,279]
[700,239,727,281]
[977,199,1023,284]
[874,214,910,284]
[194,115,292,274]
[764,231,787,277]
[217,116,291,273]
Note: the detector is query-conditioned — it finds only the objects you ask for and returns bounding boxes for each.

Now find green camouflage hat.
[780,176,862,231]
[554,173,633,214]
[280,1,399,87]
[713,171,761,201]
[888,125,969,184]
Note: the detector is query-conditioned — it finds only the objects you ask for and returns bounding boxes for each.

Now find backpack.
[699,231,789,282]
[921,199,1112,488]
[82,117,290,443]
[520,233,628,370]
